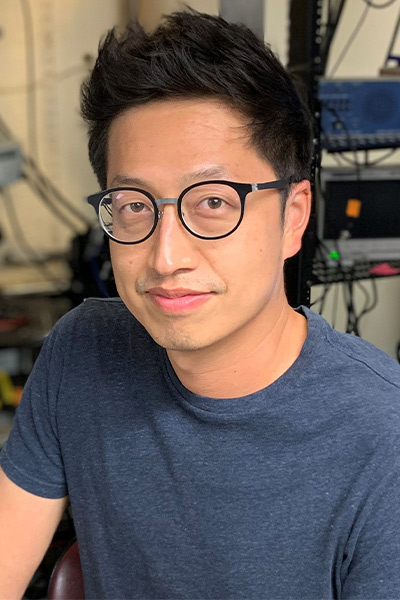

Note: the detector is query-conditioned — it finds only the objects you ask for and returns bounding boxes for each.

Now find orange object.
[346,198,362,218]
[13,386,23,406]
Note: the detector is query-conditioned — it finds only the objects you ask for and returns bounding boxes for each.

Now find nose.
[148,201,199,277]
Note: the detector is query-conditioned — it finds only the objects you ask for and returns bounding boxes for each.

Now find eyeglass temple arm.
[252,179,289,192]
[86,193,104,209]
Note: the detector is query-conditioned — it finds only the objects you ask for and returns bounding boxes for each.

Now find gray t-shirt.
[1,298,400,599]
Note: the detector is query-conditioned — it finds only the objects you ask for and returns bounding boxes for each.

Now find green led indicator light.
[329,251,340,261]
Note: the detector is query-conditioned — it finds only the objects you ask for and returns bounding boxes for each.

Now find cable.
[365,147,399,166]
[331,282,340,329]
[0,187,40,259]
[22,173,82,235]
[319,283,331,315]
[363,0,397,8]
[315,235,334,261]
[0,114,92,231]
[0,187,65,288]
[321,113,363,224]
[331,152,359,167]
[310,283,331,312]
[355,279,371,319]
[320,0,347,75]
[384,7,400,64]
[343,277,359,335]
[20,0,39,160]
[331,153,346,167]
[23,155,93,226]
[0,115,13,140]
[356,277,378,320]
[349,278,378,336]
[329,3,370,77]
[322,107,362,175]
[341,276,379,336]
[332,147,399,168]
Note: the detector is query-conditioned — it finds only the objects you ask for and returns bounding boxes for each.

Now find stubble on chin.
[142,313,215,352]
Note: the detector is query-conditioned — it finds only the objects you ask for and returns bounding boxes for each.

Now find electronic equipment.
[0,140,22,187]
[0,123,22,186]
[319,79,400,152]
[318,166,400,262]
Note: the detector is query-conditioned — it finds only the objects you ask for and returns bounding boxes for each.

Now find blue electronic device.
[319,79,400,152]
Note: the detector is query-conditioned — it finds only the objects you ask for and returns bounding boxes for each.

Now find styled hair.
[81,9,313,192]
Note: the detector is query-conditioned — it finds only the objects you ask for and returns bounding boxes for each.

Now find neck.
[166,298,308,399]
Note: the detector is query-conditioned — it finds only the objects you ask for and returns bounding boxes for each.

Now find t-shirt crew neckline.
[159,306,328,415]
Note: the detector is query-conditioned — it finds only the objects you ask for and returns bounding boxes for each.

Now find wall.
[138,0,219,30]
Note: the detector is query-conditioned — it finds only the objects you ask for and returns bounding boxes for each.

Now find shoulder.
[302,306,400,391]
[47,297,155,356]
[300,306,400,438]
[54,296,136,332]
[57,296,130,325]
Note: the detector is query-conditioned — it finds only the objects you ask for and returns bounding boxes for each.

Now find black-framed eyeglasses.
[86,179,289,245]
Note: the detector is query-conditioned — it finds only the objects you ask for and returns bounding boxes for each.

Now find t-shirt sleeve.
[0,321,68,498]
[341,440,400,599]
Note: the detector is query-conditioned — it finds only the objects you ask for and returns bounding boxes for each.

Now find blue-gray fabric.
[1,298,400,599]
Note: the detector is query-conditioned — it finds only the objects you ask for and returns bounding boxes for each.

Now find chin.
[130,303,218,352]
[148,327,211,352]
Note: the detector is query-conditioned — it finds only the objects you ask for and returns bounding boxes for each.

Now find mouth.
[146,287,215,313]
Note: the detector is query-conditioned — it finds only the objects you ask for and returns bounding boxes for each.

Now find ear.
[282,180,312,260]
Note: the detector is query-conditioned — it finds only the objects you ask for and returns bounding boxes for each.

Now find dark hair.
[81,10,313,192]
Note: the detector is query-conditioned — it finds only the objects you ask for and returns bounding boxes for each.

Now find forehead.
[106,99,276,187]
[109,98,248,141]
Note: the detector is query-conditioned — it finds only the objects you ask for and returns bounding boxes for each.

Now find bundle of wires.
[0,114,94,289]
[311,235,380,336]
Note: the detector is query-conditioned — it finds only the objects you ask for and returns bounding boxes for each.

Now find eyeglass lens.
[99,183,243,242]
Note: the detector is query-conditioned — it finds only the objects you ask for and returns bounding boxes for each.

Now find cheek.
[208,227,283,292]
[110,245,145,289]
[242,216,283,263]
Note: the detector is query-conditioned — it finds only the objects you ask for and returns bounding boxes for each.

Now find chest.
[59,398,351,598]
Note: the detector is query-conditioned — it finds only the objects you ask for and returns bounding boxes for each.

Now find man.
[1,10,399,599]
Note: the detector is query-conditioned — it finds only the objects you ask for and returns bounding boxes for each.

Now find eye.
[183,185,240,216]
[205,197,224,209]
[196,196,229,211]
[111,191,154,215]
[123,202,149,213]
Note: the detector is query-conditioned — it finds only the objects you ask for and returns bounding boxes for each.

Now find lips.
[147,287,207,298]
[146,287,214,313]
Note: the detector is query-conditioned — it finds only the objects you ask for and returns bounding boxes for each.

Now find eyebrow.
[109,166,231,190]
[110,175,150,188]
[181,166,230,184]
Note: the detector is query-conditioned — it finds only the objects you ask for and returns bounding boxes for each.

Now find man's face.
[107,99,310,353]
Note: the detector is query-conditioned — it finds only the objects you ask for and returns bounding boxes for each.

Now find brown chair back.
[48,540,85,599]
